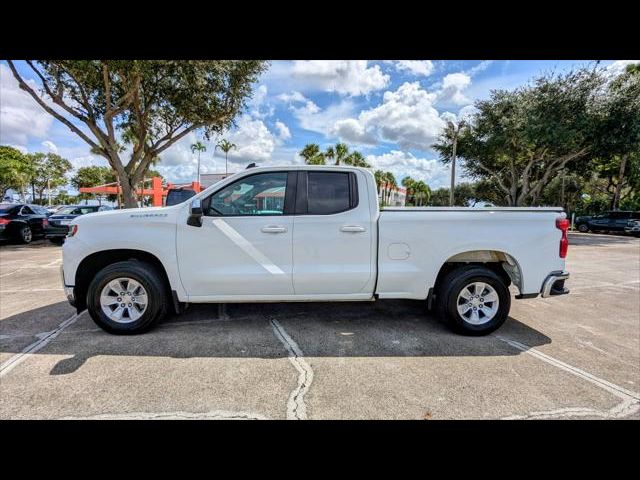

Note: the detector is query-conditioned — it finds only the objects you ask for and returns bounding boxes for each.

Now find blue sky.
[1,60,636,192]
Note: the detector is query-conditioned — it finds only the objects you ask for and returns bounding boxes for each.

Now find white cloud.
[333,82,446,151]
[274,121,291,141]
[392,60,435,77]
[248,84,273,119]
[41,140,58,153]
[366,150,452,188]
[437,72,472,106]
[606,60,640,77]
[467,60,493,76]
[291,61,390,96]
[0,63,54,145]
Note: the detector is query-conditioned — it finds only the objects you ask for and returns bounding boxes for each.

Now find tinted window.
[166,189,196,206]
[205,172,287,216]
[21,206,34,215]
[307,172,351,215]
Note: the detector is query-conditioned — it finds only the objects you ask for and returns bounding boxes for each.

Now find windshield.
[57,206,98,215]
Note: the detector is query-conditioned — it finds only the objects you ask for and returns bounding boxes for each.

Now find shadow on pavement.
[0,299,551,375]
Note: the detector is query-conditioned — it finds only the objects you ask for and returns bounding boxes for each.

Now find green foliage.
[299,143,371,168]
[0,145,28,199]
[429,183,481,207]
[7,60,268,207]
[401,176,431,206]
[26,152,72,203]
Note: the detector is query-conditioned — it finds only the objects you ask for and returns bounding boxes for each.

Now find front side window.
[307,172,351,215]
[205,172,288,216]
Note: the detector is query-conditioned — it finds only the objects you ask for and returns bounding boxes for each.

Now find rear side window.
[307,172,352,215]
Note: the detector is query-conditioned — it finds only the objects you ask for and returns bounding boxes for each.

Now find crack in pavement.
[270,317,314,420]
[495,334,640,420]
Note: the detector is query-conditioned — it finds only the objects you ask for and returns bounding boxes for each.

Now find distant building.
[200,173,233,188]
[379,185,406,206]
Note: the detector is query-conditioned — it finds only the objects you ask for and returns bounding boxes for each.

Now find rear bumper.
[45,226,70,238]
[541,271,570,298]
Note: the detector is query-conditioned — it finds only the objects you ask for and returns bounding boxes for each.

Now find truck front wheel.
[86,260,168,334]
[436,266,511,336]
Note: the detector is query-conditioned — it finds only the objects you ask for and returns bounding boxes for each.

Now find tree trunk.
[120,178,139,208]
[450,132,457,206]
[612,155,628,211]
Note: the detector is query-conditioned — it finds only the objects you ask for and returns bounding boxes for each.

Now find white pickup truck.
[62,165,570,335]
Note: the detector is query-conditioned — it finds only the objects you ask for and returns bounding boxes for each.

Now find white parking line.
[0,311,84,378]
[0,288,63,293]
[495,334,640,419]
[270,318,314,420]
[59,410,269,420]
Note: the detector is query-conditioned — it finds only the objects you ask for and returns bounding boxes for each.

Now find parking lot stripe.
[495,334,640,419]
[270,318,314,420]
[0,311,84,378]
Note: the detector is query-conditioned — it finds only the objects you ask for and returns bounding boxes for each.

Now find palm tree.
[299,144,325,165]
[324,146,335,165]
[413,180,431,206]
[402,176,416,205]
[443,119,466,206]
[384,172,397,205]
[334,143,350,165]
[190,141,207,185]
[374,170,384,203]
[215,139,237,175]
[344,151,371,168]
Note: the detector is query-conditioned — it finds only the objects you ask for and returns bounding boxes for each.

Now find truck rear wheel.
[436,265,510,336]
[86,260,168,334]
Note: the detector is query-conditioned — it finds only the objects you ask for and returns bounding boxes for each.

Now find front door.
[176,171,295,299]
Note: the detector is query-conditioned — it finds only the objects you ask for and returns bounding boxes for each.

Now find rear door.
[292,170,374,295]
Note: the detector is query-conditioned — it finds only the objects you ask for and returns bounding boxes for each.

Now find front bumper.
[541,271,570,298]
[60,265,76,307]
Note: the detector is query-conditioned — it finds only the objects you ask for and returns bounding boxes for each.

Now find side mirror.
[187,198,203,227]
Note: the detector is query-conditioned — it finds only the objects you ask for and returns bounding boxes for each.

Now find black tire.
[435,265,511,336]
[86,260,168,334]
[15,224,33,244]
[577,224,589,233]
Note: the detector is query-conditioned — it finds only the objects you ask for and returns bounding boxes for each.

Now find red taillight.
[67,224,78,237]
[43,218,49,227]
[0,218,9,225]
[556,217,569,258]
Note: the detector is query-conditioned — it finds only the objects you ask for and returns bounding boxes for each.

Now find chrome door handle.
[340,225,366,233]
[261,225,287,233]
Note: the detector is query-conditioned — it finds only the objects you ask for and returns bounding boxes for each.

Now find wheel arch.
[432,249,523,298]
[74,249,173,312]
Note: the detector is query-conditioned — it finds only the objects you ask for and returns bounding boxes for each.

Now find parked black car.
[0,203,51,244]
[45,205,112,244]
[577,211,640,233]
[165,186,197,206]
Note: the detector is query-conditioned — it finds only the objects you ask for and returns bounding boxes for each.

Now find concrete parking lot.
[1,233,638,419]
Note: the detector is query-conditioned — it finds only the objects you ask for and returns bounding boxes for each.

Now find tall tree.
[443,119,467,206]
[7,60,267,207]
[299,144,325,165]
[27,152,72,204]
[0,146,26,200]
[434,68,605,206]
[190,141,207,184]
[216,139,237,175]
